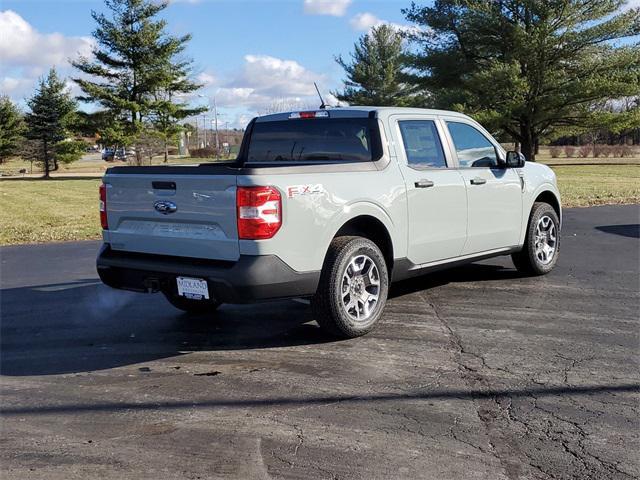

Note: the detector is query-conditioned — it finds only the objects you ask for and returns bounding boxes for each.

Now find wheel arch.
[533,189,562,225]
[519,186,562,246]
[331,215,395,277]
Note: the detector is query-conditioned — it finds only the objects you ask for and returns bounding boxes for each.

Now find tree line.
[0,0,204,176]
[334,0,640,161]
[1,0,639,175]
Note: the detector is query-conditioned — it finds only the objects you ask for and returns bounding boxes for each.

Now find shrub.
[190,147,217,158]
[620,145,636,158]
[610,144,625,157]
[592,144,610,158]
[564,146,576,158]
[549,146,562,158]
[578,145,592,158]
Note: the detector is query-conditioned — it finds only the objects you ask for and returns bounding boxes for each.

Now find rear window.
[245,117,382,163]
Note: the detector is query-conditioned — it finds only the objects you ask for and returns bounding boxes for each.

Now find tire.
[512,202,560,275]
[163,292,221,315]
[312,236,389,338]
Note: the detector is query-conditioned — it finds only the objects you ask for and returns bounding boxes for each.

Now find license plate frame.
[176,276,210,300]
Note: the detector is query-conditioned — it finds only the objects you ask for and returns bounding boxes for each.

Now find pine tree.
[149,64,205,162]
[72,0,205,162]
[0,96,25,164]
[334,24,418,106]
[404,0,640,161]
[25,69,77,178]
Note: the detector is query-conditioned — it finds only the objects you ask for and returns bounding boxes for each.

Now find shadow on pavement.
[595,224,640,239]
[0,280,335,376]
[1,262,523,377]
[1,383,637,416]
[390,262,525,299]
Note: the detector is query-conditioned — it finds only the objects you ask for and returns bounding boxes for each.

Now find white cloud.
[236,54,321,97]
[0,76,34,98]
[350,12,421,35]
[350,12,381,31]
[304,0,351,17]
[196,72,216,86]
[0,10,94,103]
[0,10,93,69]
[324,92,349,107]
[206,54,327,113]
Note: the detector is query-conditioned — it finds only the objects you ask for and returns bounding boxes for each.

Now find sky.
[0,0,425,128]
[2,0,638,129]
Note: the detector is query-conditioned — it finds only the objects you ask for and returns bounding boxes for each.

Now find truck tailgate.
[104,173,239,261]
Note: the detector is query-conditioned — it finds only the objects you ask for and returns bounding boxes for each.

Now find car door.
[442,119,523,255]
[390,115,468,265]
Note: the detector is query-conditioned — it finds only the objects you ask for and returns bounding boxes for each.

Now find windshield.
[245,117,381,163]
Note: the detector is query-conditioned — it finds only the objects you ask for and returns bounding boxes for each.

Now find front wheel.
[163,292,221,315]
[512,202,560,275]
[312,236,389,338]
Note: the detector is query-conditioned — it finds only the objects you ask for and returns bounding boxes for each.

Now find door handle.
[470,177,487,185]
[415,179,435,188]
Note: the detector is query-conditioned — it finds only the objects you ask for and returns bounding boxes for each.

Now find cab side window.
[447,122,498,168]
[398,120,447,169]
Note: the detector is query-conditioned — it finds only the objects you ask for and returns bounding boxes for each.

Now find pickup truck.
[97,107,561,338]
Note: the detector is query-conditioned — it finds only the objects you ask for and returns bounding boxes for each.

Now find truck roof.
[256,106,473,123]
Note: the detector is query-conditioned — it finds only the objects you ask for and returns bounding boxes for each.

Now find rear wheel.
[312,236,389,338]
[512,202,560,275]
[163,292,221,314]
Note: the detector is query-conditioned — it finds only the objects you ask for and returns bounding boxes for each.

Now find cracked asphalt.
[1,204,639,480]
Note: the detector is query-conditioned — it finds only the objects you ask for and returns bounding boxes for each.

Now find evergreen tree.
[150,65,205,162]
[72,0,205,162]
[25,69,77,177]
[334,24,418,106]
[404,0,640,161]
[0,96,25,164]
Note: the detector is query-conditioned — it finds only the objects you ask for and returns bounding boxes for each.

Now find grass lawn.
[0,178,103,245]
[0,154,232,177]
[0,164,638,245]
[551,164,640,207]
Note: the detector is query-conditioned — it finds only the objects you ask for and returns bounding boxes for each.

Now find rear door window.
[398,120,447,168]
[245,118,381,163]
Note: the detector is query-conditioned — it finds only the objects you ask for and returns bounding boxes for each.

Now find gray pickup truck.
[97,107,561,337]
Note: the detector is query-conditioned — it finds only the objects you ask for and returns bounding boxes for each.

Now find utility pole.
[202,115,208,147]
[213,97,219,160]
[197,93,219,159]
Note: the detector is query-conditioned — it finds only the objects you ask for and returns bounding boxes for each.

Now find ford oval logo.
[154,200,177,215]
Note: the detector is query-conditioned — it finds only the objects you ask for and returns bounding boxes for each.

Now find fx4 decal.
[286,184,324,198]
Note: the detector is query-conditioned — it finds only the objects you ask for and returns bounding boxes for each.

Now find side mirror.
[505,151,525,168]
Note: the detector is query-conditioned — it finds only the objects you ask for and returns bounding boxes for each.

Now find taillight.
[99,183,108,230]
[236,186,282,240]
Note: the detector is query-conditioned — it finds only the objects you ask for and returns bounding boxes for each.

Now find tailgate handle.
[152,181,176,190]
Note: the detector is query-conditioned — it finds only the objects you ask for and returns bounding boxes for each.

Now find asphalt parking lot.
[1,204,638,480]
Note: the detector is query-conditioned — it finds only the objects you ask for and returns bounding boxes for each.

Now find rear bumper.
[96,244,320,303]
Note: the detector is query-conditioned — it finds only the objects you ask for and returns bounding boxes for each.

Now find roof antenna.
[314,82,326,109]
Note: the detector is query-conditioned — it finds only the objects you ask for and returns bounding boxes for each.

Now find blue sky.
[0,0,422,127]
